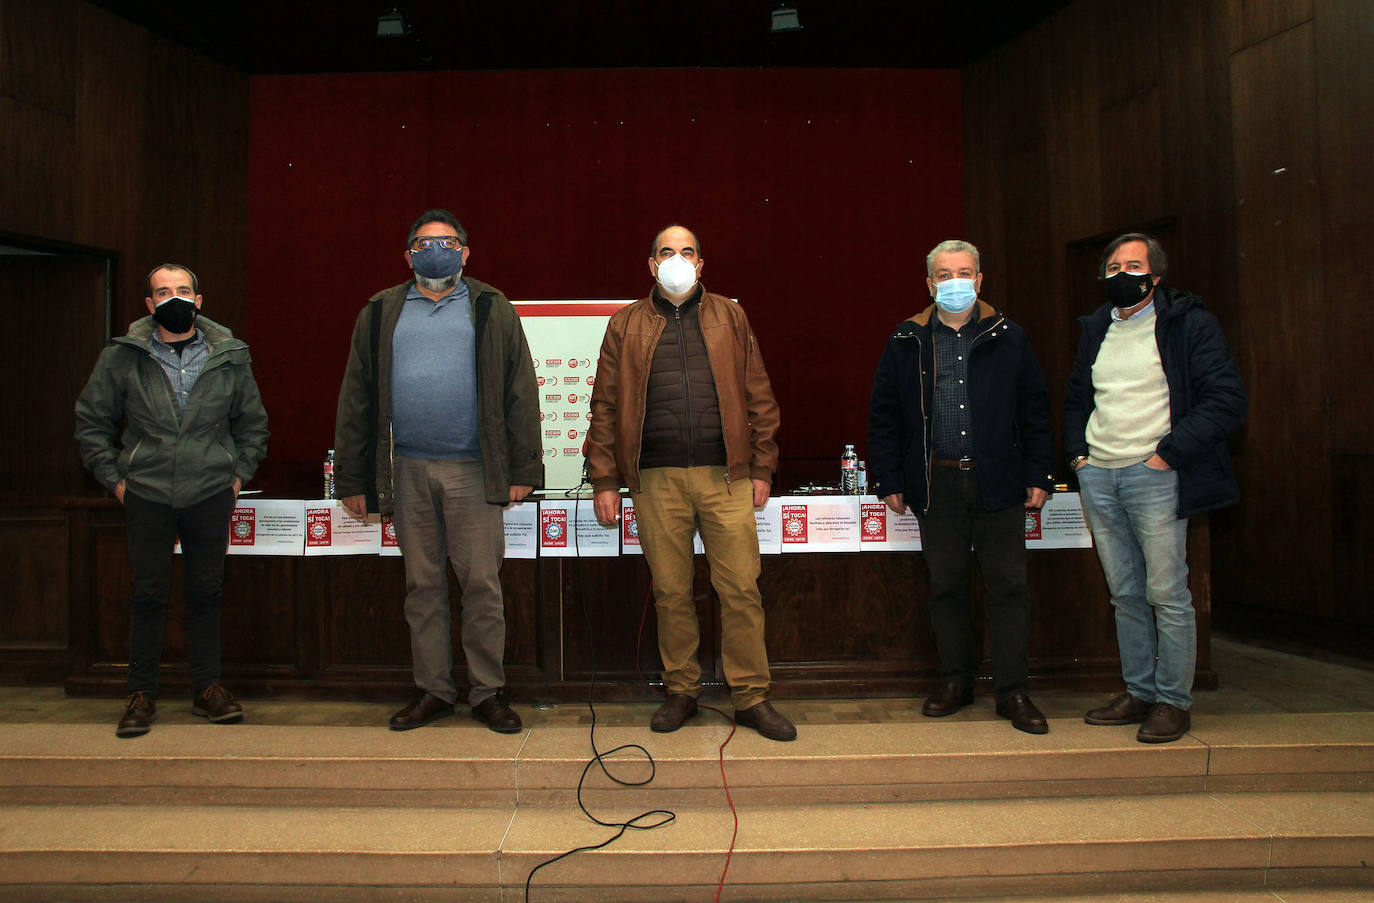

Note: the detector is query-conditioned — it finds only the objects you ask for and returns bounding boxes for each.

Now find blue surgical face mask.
[410,244,464,279]
[934,277,977,313]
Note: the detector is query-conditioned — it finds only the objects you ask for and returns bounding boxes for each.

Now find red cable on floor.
[636,583,740,902]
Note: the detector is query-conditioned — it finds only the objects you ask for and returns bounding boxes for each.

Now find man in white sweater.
[1063,234,1247,744]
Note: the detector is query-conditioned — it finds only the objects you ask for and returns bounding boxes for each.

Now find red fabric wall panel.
[247,68,962,489]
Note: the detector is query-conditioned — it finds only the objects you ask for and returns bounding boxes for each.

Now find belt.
[932,457,977,470]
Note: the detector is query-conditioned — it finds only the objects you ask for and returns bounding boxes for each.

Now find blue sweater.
[391,281,482,460]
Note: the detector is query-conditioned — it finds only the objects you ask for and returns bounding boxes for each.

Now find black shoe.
[734,700,797,742]
[471,691,522,734]
[1084,692,1152,726]
[388,692,455,731]
[192,683,243,724]
[116,692,156,738]
[1137,702,1191,743]
[922,681,974,717]
[650,694,699,732]
[996,693,1049,734]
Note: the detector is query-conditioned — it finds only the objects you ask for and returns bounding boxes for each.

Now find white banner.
[227,498,306,556]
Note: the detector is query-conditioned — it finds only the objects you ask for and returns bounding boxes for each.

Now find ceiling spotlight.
[377,9,410,38]
[770,6,802,33]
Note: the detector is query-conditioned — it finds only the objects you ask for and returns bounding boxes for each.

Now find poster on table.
[513,300,634,492]
[857,496,922,551]
[754,499,782,555]
[1024,491,1093,549]
[503,500,540,559]
[226,498,306,556]
[301,501,382,556]
[538,498,619,557]
[778,497,862,553]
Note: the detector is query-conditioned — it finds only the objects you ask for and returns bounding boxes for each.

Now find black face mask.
[152,296,198,334]
[1103,271,1154,308]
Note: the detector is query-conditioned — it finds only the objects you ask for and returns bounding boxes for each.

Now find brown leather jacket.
[587,288,780,492]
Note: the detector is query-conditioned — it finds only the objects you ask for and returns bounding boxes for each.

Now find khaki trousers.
[392,456,506,707]
[632,466,770,709]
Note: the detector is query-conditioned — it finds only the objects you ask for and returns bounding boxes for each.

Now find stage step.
[0,712,1370,901]
[3,712,1371,806]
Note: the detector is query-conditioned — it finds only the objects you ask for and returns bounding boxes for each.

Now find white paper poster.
[779,497,862,553]
[503,501,539,559]
[227,498,306,556]
[754,499,782,555]
[302,502,382,556]
[857,496,922,551]
[514,301,634,492]
[1024,491,1093,549]
[538,499,619,557]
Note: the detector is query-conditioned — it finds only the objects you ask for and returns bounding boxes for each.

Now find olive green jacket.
[333,276,543,513]
[74,315,269,508]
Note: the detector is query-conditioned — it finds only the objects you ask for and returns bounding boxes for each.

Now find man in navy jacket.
[1065,233,1247,743]
[869,240,1055,734]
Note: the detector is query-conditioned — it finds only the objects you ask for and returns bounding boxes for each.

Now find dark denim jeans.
[123,487,236,698]
[916,467,1032,698]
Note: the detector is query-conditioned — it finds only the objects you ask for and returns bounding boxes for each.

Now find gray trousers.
[392,456,506,707]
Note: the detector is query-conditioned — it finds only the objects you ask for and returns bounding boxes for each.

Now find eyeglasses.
[410,236,462,252]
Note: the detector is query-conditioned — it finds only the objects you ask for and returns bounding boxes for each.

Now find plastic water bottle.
[840,444,859,494]
[857,460,868,497]
[323,449,336,499]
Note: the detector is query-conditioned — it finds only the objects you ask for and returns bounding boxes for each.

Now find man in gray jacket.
[334,209,542,733]
[75,263,269,738]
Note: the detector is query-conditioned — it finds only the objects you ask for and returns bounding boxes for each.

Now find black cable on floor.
[523,480,675,902]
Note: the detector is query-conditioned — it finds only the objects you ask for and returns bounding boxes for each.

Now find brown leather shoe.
[116,692,156,738]
[650,694,699,733]
[192,683,243,724]
[734,700,797,742]
[1084,692,1152,726]
[922,681,974,717]
[389,692,455,731]
[1137,702,1191,743]
[472,692,522,734]
[996,693,1049,734]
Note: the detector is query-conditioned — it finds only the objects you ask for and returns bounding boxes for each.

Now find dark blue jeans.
[123,487,236,698]
[916,467,1032,698]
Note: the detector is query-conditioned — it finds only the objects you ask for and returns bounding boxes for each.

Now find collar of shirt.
[405,278,469,310]
[1111,299,1155,322]
[150,327,204,357]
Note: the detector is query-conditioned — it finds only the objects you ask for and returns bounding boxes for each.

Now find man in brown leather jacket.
[586,225,795,741]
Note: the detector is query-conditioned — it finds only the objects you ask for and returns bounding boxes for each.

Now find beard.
[415,271,460,292]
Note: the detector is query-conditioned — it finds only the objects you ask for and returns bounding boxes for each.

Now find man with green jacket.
[75,263,269,738]
[333,209,542,733]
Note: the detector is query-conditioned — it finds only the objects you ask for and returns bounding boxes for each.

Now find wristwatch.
[1070,455,1089,469]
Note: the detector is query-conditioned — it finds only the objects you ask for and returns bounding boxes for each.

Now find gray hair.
[407,209,468,249]
[925,240,981,278]
[1098,232,1168,280]
[145,263,199,297]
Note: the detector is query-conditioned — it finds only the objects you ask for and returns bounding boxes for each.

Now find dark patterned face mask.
[1103,271,1154,308]
[152,296,198,334]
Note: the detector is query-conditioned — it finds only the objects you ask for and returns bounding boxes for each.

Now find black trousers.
[916,467,1032,698]
[123,487,236,698]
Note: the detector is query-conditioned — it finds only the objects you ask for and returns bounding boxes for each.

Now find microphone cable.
[523,478,675,902]
[632,576,741,903]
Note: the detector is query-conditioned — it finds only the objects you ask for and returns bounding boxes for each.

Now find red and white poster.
[540,506,568,549]
[230,507,256,545]
[781,505,809,545]
[302,502,382,556]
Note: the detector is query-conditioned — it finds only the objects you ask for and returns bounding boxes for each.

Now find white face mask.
[655,253,698,295]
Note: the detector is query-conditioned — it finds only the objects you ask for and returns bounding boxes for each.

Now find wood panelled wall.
[963,0,1373,638]
[0,0,248,673]
[0,0,249,333]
